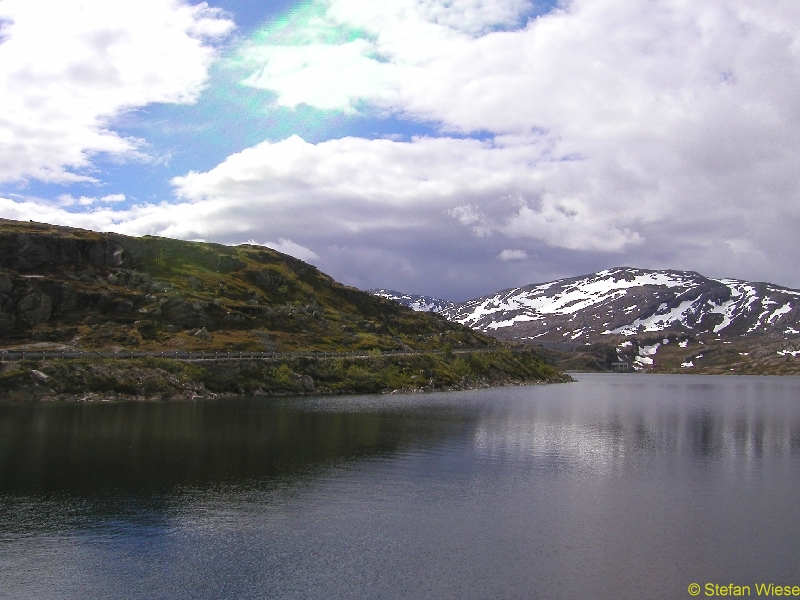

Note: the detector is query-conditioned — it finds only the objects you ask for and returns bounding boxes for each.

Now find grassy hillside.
[0,219,566,399]
[0,219,495,354]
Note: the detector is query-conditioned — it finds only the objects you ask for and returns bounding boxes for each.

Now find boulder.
[194,327,212,340]
[300,375,315,392]
[17,292,52,323]
[30,370,49,384]
[163,295,185,310]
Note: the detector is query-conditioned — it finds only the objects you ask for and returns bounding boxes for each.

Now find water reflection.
[3,375,800,498]
[2,374,800,600]
[472,375,800,474]
[0,400,420,496]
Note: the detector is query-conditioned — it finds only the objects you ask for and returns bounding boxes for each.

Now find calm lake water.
[2,373,800,599]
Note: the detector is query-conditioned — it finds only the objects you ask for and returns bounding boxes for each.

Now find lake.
[1,373,800,599]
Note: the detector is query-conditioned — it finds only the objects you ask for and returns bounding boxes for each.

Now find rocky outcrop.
[17,291,52,324]
[1,230,128,272]
[161,296,209,328]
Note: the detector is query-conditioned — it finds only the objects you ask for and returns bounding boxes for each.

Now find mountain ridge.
[370,267,800,374]
[371,267,800,342]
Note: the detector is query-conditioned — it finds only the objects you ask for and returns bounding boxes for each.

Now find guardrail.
[0,347,500,363]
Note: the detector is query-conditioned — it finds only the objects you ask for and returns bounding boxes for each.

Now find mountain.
[374,267,800,343]
[370,267,800,374]
[368,289,455,313]
[441,267,800,342]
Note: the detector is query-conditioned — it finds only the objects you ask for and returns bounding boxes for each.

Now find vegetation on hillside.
[0,348,567,401]
[0,219,567,399]
[0,219,492,353]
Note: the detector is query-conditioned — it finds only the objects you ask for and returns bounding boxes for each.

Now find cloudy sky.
[0,0,798,301]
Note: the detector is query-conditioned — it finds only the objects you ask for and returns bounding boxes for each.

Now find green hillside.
[0,219,566,400]
[0,218,493,353]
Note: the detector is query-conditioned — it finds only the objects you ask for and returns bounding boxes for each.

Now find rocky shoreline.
[0,350,570,403]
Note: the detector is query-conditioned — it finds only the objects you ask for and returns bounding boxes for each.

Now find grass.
[0,219,568,398]
[0,349,566,400]
[0,218,494,355]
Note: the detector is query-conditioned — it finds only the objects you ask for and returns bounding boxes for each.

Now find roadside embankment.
[0,349,571,402]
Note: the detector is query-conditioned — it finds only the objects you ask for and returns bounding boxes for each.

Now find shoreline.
[2,379,570,403]
[1,351,570,402]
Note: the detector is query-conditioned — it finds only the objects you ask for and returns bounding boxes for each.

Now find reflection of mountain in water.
[4,377,800,600]
[473,401,800,471]
[4,382,800,498]
[0,399,469,497]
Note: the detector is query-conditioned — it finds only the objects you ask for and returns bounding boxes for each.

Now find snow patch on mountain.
[372,267,800,343]
[369,289,455,313]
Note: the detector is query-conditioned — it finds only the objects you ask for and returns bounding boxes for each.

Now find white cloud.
[4,0,800,300]
[244,238,320,262]
[0,0,234,183]
[241,0,800,137]
[497,249,528,261]
[57,193,127,206]
[170,134,642,252]
[0,195,204,236]
[216,0,800,290]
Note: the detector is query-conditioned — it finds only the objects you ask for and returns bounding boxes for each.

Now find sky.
[0,0,799,302]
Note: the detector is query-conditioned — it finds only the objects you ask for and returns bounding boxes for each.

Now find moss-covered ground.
[0,348,568,401]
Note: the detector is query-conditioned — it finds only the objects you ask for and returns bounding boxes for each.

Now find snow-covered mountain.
[369,289,456,313]
[371,268,800,342]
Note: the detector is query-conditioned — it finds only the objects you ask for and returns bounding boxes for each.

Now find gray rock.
[57,284,78,313]
[164,295,185,309]
[30,370,49,384]
[253,270,286,288]
[18,292,52,323]
[300,375,315,392]
[194,327,212,340]
[0,273,12,294]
